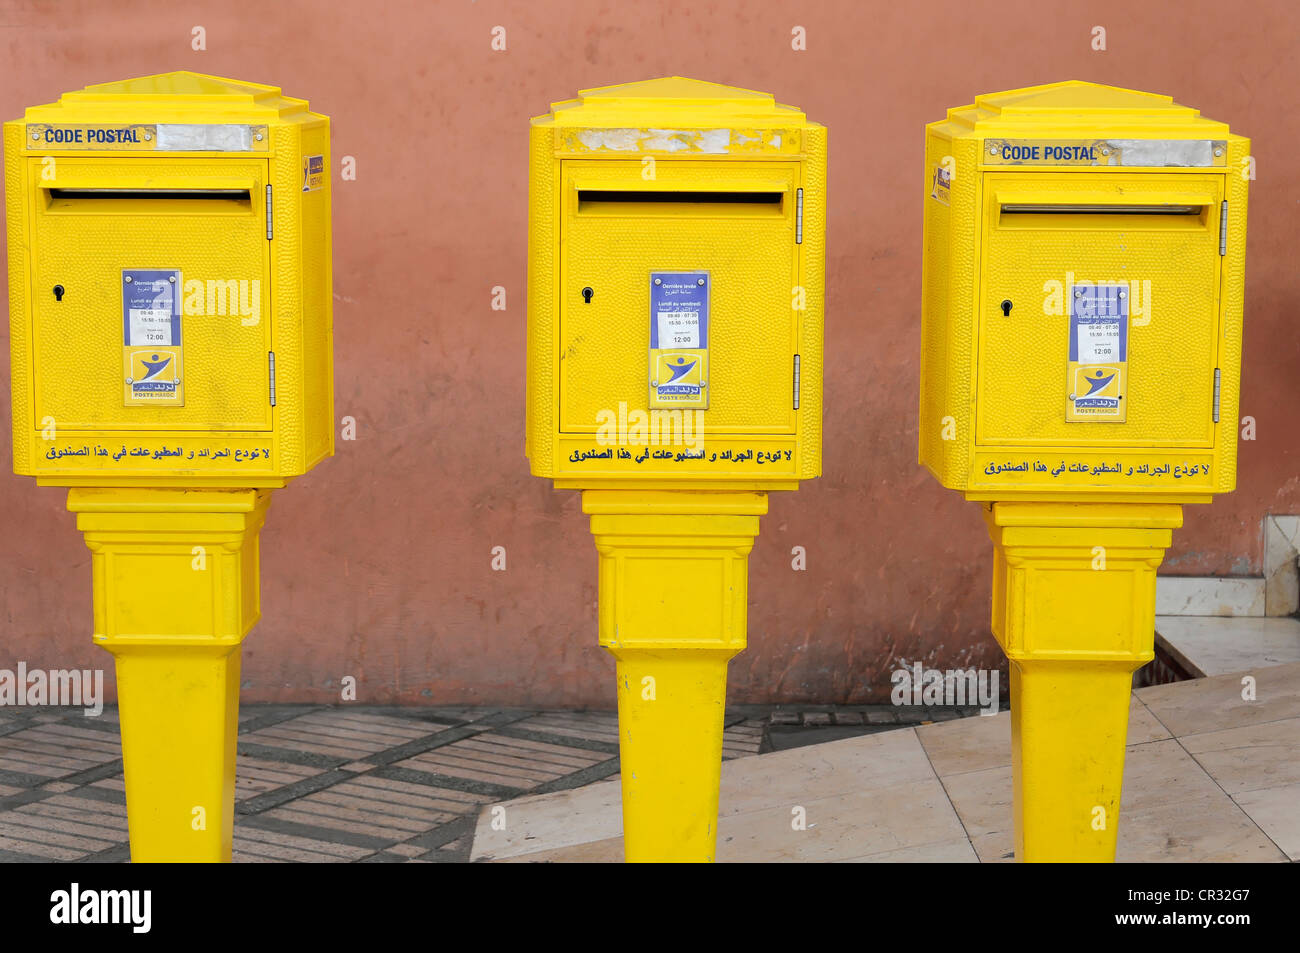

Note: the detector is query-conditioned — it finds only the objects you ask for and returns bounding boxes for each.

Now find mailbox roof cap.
[21,71,315,123]
[942,81,1230,138]
[541,76,808,127]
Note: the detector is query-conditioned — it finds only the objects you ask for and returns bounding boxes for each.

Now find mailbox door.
[558,159,801,435]
[28,158,272,432]
[977,171,1224,448]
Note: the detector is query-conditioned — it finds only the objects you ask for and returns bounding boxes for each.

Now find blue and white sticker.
[649,271,709,409]
[123,269,180,347]
[650,271,709,349]
[122,269,183,405]
[1067,283,1128,422]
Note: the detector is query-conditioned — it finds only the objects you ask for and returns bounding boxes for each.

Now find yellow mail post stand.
[526,78,826,861]
[918,82,1249,861]
[6,72,334,861]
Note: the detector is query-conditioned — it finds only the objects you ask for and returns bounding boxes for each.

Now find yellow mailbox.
[918,81,1249,861]
[527,78,825,861]
[5,72,333,861]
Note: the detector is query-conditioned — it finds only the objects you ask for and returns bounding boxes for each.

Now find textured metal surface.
[978,171,1223,447]
[6,123,32,473]
[30,157,271,432]
[560,158,799,434]
[269,123,302,474]
[798,125,827,479]
[1217,138,1250,493]
[524,122,557,474]
[297,120,335,471]
[919,131,980,489]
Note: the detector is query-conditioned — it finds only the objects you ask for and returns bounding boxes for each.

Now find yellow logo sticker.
[1068,363,1124,420]
[1067,284,1128,422]
[125,347,183,405]
[651,350,708,409]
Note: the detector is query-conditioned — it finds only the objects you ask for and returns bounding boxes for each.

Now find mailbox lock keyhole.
[1000,299,1012,316]
[581,287,593,304]
[53,285,65,302]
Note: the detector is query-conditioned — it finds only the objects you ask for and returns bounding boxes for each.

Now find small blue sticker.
[122,269,183,405]
[650,272,709,349]
[649,271,709,408]
[122,269,181,347]
[1067,282,1128,422]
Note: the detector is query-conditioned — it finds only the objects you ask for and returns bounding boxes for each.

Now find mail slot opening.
[1000,203,1204,215]
[43,187,254,212]
[577,189,785,217]
[996,201,1211,230]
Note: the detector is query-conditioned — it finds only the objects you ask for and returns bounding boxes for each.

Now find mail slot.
[918,81,1249,500]
[526,77,825,490]
[6,71,334,487]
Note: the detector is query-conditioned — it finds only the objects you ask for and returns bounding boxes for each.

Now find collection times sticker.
[1067,282,1127,422]
[930,163,951,206]
[122,269,183,406]
[649,271,709,409]
[302,154,324,192]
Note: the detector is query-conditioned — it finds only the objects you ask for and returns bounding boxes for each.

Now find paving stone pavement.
[0,705,776,863]
[0,702,990,862]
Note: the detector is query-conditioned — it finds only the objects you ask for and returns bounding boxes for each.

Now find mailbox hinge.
[795,188,804,244]
[1218,200,1227,256]
[268,351,277,407]
[266,185,274,241]
[793,353,801,409]
[1212,367,1221,423]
